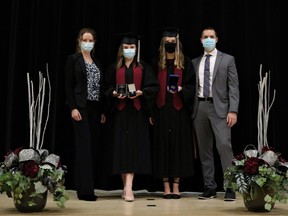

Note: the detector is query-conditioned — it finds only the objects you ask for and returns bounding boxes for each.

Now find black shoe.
[172,194,181,199]
[162,194,173,199]
[198,189,217,199]
[224,188,236,201]
[78,194,98,201]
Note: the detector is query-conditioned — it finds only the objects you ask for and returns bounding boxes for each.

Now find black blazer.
[64,52,104,111]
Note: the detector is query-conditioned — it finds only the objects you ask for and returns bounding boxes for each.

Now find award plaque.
[116,84,127,96]
[128,83,136,96]
[168,74,179,92]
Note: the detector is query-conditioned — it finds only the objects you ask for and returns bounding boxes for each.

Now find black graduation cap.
[160,27,182,56]
[120,32,139,44]
[162,27,180,37]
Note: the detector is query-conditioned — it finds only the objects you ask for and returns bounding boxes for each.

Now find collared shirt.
[198,49,217,98]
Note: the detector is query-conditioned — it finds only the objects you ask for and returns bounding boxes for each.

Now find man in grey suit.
[191,27,239,201]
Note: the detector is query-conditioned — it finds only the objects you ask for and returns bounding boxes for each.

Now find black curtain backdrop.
[1,0,286,192]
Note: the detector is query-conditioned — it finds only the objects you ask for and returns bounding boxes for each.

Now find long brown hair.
[75,27,97,56]
[115,44,142,70]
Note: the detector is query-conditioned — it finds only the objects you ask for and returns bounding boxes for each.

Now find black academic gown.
[152,56,196,178]
[105,60,159,175]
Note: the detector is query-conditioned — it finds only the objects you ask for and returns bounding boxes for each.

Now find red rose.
[262,146,274,153]
[14,147,23,155]
[235,153,245,160]
[279,156,286,163]
[244,157,262,175]
[21,161,39,178]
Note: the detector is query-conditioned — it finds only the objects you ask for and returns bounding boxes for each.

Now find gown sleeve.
[181,56,196,111]
[140,60,160,117]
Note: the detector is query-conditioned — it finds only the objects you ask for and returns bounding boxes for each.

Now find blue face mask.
[202,38,216,51]
[123,48,136,59]
[81,42,94,52]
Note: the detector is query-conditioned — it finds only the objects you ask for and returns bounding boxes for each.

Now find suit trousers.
[193,101,234,191]
[72,100,102,196]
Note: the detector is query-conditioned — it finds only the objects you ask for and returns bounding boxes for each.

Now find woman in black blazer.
[65,27,106,201]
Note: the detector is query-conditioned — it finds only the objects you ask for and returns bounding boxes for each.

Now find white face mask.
[202,38,216,51]
[123,48,136,59]
[80,42,94,52]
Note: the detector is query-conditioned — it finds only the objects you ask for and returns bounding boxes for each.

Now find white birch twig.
[40,63,51,149]
[26,63,51,150]
[257,65,276,154]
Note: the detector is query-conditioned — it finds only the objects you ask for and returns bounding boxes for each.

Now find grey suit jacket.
[191,50,239,119]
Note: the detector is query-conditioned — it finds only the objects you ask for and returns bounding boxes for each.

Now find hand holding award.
[168,74,179,93]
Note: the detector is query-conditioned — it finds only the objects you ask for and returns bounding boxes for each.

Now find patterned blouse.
[86,61,101,101]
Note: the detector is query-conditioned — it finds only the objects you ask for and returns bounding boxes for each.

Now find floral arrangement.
[224,65,288,211]
[224,145,288,211]
[0,64,69,211]
[0,147,69,208]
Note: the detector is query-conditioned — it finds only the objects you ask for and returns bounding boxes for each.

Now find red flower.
[244,157,263,175]
[21,161,39,178]
[14,147,23,155]
[262,146,274,153]
[4,147,23,159]
[235,153,245,160]
[279,156,286,163]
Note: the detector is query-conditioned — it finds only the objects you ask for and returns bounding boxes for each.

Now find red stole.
[156,66,183,110]
[116,65,142,110]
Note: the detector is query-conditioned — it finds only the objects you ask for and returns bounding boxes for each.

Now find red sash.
[156,67,183,110]
[116,65,142,110]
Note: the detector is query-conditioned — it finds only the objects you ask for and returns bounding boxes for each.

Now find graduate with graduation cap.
[151,27,196,199]
[104,32,159,202]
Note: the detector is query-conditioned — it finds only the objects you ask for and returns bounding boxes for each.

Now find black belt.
[198,97,213,102]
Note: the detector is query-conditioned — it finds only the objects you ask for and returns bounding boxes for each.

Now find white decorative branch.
[257,64,276,154]
[27,73,32,148]
[40,64,51,149]
[27,63,51,150]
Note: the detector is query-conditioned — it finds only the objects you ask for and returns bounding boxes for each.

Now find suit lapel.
[76,53,86,75]
[195,56,203,85]
[213,51,222,81]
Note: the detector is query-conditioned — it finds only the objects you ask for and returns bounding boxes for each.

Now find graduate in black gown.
[152,28,196,199]
[105,33,159,202]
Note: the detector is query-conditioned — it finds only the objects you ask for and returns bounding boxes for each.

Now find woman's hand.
[149,116,154,125]
[167,86,182,94]
[113,90,127,99]
[128,90,143,99]
[71,109,82,121]
[101,114,106,124]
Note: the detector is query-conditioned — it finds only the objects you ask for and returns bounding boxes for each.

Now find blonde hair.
[158,37,185,70]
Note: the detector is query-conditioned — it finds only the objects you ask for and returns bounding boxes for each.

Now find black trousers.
[73,100,102,196]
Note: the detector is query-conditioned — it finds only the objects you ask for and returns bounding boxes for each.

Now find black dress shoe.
[78,194,98,201]
[172,194,181,199]
[162,194,173,199]
[198,189,217,199]
[224,188,236,201]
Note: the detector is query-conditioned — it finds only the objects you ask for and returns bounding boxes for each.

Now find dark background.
[1,0,286,193]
